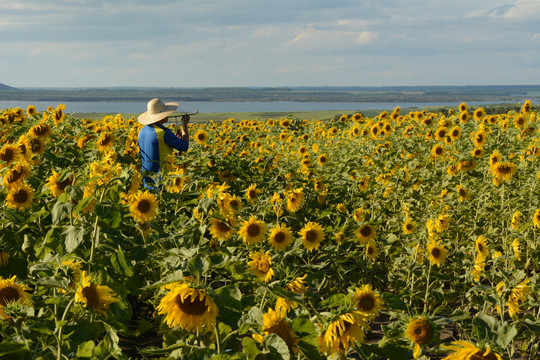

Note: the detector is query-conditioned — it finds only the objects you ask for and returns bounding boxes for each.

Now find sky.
[1,0,540,88]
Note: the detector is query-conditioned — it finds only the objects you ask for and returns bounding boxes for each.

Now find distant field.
[71,102,522,123]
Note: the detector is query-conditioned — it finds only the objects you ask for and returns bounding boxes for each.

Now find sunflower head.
[352,284,383,319]
[129,190,158,223]
[356,224,376,243]
[406,317,436,359]
[74,271,119,314]
[248,251,274,283]
[156,282,218,332]
[6,183,34,211]
[239,216,267,244]
[0,275,32,319]
[268,223,293,251]
[299,221,325,251]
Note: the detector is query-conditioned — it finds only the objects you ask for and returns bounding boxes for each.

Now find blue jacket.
[137,123,189,187]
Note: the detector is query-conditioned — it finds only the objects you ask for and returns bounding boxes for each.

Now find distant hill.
[0,83,16,90]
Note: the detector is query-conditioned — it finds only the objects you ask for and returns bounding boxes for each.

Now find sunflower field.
[0,102,538,360]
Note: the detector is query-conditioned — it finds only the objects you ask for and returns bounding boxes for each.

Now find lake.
[0,100,511,114]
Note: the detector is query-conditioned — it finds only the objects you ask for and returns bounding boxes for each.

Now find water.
[0,100,510,114]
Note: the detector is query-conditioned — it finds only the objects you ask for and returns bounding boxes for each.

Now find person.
[137,98,190,189]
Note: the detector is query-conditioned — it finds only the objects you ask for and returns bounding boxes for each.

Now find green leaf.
[188,253,209,279]
[264,333,290,360]
[242,337,261,360]
[63,225,87,253]
[111,248,134,277]
[215,285,243,328]
[0,341,29,357]
[496,322,517,348]
[472,313,498,342]
[381,292,408,311]
[76,340,95,358]
[52,199,73,224]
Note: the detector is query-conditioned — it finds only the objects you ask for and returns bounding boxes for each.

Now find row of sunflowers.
[0,101,538,359]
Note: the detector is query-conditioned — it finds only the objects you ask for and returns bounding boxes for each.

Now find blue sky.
[1,0,539,88]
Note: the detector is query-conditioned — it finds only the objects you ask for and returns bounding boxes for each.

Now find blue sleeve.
[163,127,189,152]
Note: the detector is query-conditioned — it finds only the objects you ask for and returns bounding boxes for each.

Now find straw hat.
[138,98,178,125]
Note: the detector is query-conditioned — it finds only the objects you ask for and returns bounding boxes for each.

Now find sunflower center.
[34,124,49,136]
[248,190,257,199]
[56,177,72,191]
[229,199,239,209]
[406,224,413,231]
[247,223,261,237]
[257,260,270,273]
[409,320,433,344]
[273,231,286,243]
[305,229,318,243]
[367,246,374,255]
[175,293,208,315]
[82,286,100,309]
[99,134,112,146]
[267,322,295,348]
[497,165,511,174]
[216,221,231,233]
[431,248,441,258]
[470,350,499,360]
[459,189,466,197]
[0,148,14,163]
[30,138,42,153]
[435,147,443,155]
[358,295,375,311]
[137,199,151,213]
[7,168,23,183]
[197,133,205,141]
[14,189,29,204]
[0,286,20,306]
[360,226,372,237]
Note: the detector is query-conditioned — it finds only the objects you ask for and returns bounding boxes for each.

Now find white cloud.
[356,31,378,45]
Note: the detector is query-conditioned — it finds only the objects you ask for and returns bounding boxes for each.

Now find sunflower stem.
[214,322,222,354]
[57,299,75,360]
[423,261,432,314]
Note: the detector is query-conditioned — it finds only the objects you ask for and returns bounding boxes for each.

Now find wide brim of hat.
[137,102,179,125]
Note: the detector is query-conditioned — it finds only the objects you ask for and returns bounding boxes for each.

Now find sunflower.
[475,235,489,258]
[356,224,376,243]
[427,239,448,268]
[449,125,461,139]
[353,207,365,222]
[317,153,329,166]
[0,275,32,319]
[29,122,51,139]
[456,184,470,202]
[365,241,379,261]
[473,129,487,147]
[322,311,368,354]
[129,190,158,223]
[431,144,444,157]
[28,136,45,155]
[276,275,308,311]
[208,217,235,241]
[507,278,530,317]
[459,111,469,123]
[286,188,304,213]
[299,221,325,251]
[268,223,293,251]
[26,105,37,117]
[402,218,416,234]
[489,150,502,170]
[447,164,459,176]
[0,144,19,168]
[473,107,486,121]
[458,102,467,112]
[194,130,209,144]
[45,170,73,198]
[442,341,502,360]
[533,209,540,229]
[352,284,383,320]
[511,210,522,231]
[239,216,267,244]
[5,183,34,211]
[74,271,118,314]
[459,160,476,172]
[253,308,300,352]
[406,317,436,359]
[2,163,31,188]
[96,132,115,152]
[245,183,260,203]
[434,127,448,141]
[492,162,516,182]
[513,114,526,129]
[156,282,218,332]
[512,238,521,260]
[248,250,274,283]
[433,214,450,232]
[472,147,484,158]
